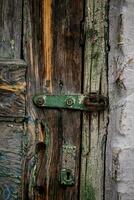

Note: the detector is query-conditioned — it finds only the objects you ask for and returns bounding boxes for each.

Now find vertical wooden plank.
[41,1,83,199]
[52,1,82,199]
[80,0,108,199]
[0,0,23,59]
[23,1,44,199]
[23,0,84,199]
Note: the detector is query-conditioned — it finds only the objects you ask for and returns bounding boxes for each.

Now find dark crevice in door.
[103,0,110,199]
[21,0,24,60]
[78,0,86,199]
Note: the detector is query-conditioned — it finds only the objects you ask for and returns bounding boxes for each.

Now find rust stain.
[42,0,52,93]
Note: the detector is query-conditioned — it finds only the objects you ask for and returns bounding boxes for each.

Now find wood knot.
[36,142,46,153]
[34,185,45,195]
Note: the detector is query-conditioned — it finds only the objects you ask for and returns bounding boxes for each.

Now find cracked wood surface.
[80,1,108,199]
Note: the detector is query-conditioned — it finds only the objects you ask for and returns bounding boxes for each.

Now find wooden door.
[0,0,108,200]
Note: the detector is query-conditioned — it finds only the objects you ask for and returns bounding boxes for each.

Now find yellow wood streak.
[42,0,52,93]
[0,83,26,93]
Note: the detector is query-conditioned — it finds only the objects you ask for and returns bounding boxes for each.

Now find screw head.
[66,98,74,106]
[36,97,44,106]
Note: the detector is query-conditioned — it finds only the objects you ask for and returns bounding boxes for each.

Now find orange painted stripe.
[42,0,52,93]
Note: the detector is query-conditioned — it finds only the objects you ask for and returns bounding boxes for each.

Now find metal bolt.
[66,98,74,106]
[36,97,44,106]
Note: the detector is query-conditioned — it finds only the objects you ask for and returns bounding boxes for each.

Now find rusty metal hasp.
[33,93,108,112]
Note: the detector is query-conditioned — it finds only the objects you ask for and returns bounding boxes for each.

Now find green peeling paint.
[33,94,87,110]
[33,94,107,112]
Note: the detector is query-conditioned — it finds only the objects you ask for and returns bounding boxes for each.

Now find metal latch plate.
[60,144,76,186]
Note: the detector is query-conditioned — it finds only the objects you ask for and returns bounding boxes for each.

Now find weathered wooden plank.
[23,0,83,199]
[23,1,47,199]
[0,122,24,200]
[41,1,83,199]
[0,61,26,117]
[0,0,23,59]
[80,0,108,199]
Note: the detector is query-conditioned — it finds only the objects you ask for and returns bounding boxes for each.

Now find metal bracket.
[33,93,108,112]
[59,144,76,186]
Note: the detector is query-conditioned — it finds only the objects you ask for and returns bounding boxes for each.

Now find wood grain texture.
[0,61,26,117]
[23,1,48,199]
[42,0,52,92]
[80,0,108,200]
[0,122,24,200]
[23,0,83,199]
[41,1,83,199]
[0,0,23,59]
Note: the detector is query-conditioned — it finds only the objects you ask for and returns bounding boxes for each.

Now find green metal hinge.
[33,93,108,112]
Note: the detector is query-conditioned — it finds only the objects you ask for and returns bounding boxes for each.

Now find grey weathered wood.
[80,0,108,199]
[0,61,26,117]
[0,0,23,59]
[0,0,26,199]
[0,122,24,200]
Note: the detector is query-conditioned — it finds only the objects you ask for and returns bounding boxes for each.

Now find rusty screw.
[36,97,44,106]
[66,98,74,106]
